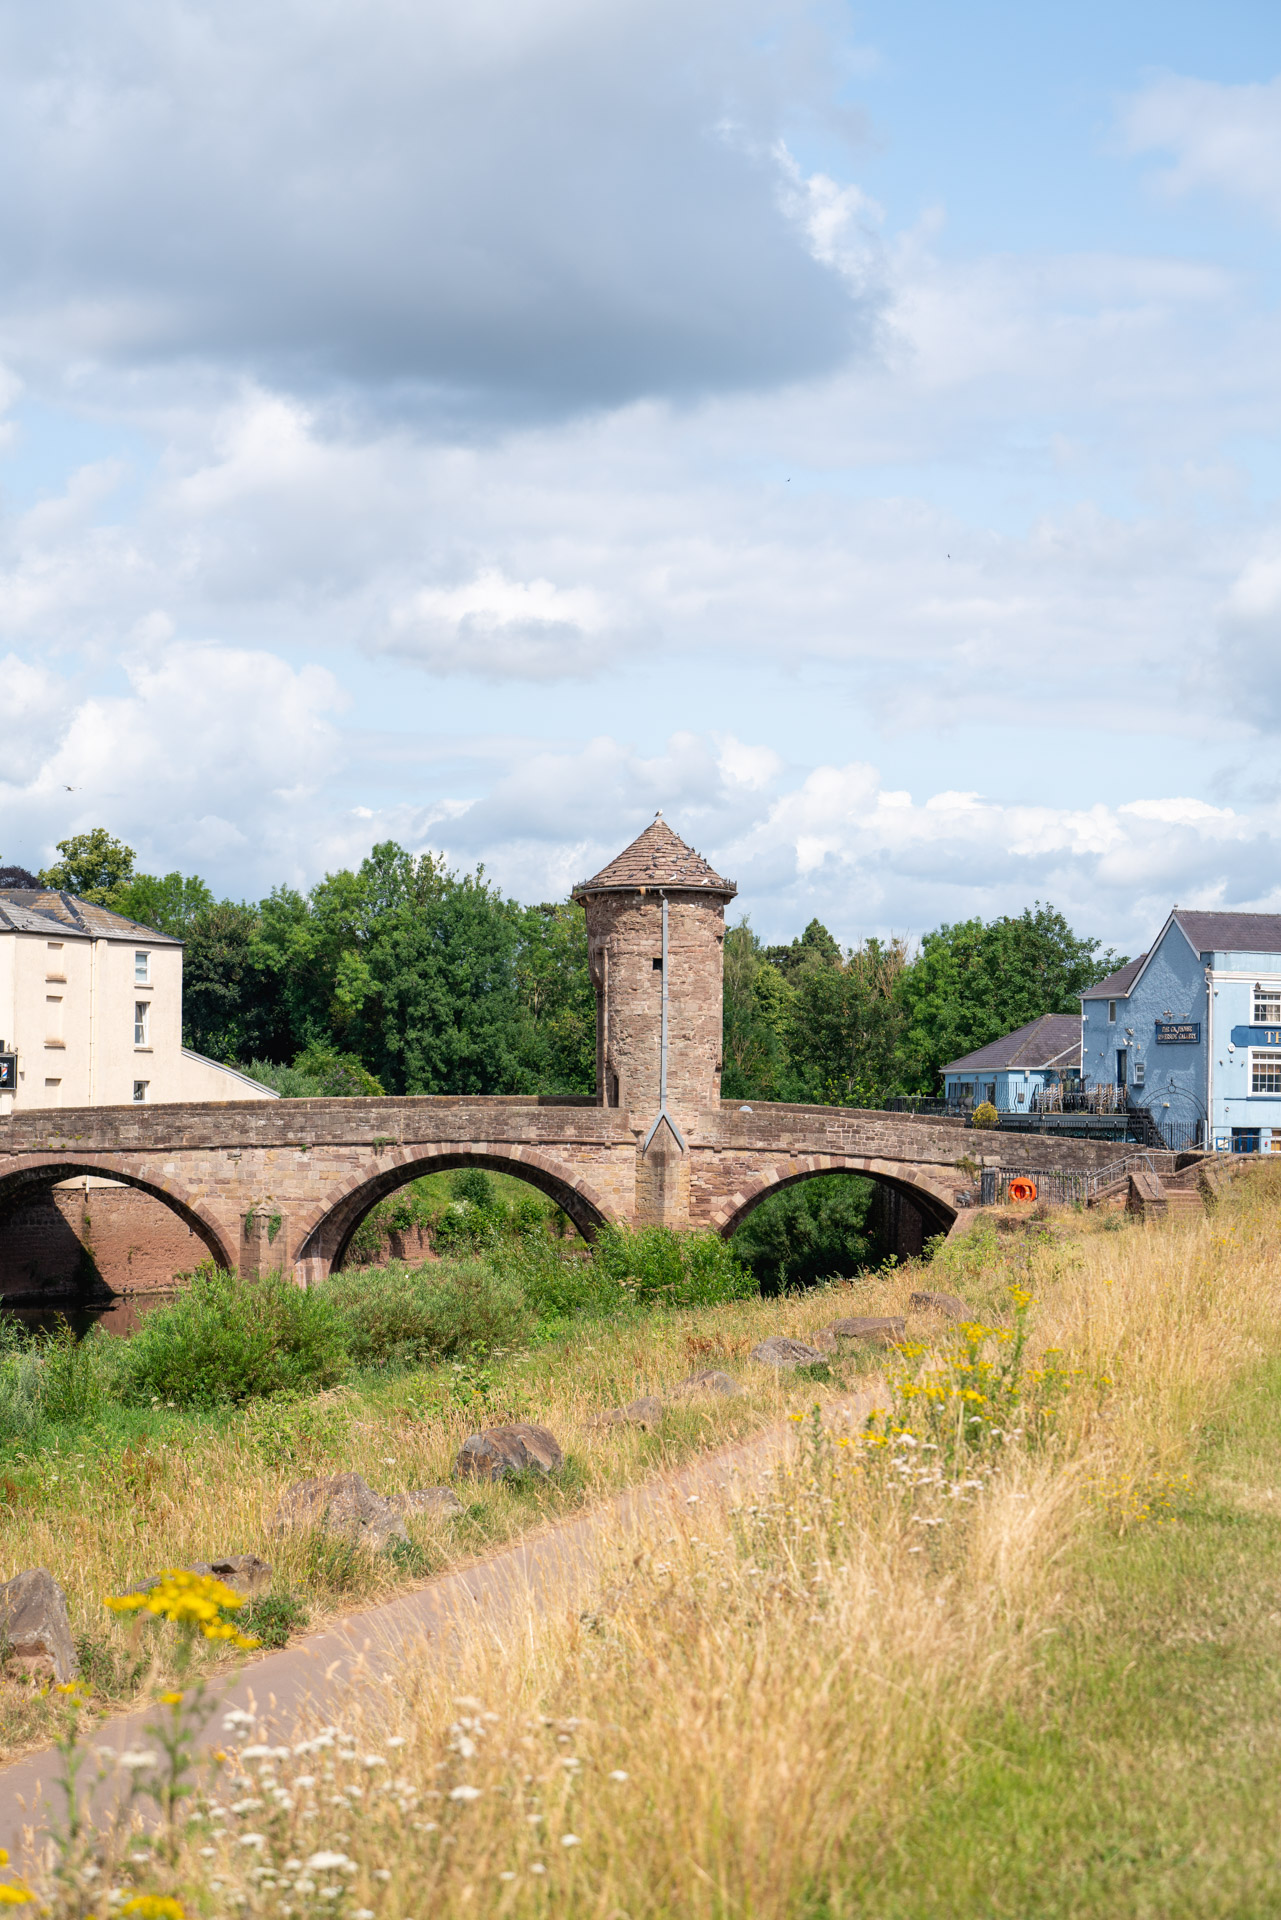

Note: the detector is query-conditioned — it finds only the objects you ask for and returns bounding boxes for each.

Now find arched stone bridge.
[0,1096,1150,1286]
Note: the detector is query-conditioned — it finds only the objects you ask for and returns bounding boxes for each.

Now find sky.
[3,0,1281,953]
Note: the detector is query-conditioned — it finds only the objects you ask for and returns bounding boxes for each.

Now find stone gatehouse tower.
[573,815,736,1224]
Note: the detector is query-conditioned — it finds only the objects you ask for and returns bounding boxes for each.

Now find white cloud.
[1,643,346,885]
[383,569,616,680]
[1123,73,1281,225]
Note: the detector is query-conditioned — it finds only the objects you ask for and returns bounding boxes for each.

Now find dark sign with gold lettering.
[1155,1021,1200,1045]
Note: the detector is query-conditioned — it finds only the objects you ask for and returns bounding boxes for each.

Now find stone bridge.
[0,1095,1149,1287]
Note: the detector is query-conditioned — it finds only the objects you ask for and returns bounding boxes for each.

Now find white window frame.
[1249,1048,1281,1096]
[134,950,151,985]
[134,1001,150,1047]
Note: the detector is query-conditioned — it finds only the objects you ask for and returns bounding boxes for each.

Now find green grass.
[845,1354,1281,1919]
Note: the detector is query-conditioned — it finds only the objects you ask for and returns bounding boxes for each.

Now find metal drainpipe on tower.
[643,892,686,1153]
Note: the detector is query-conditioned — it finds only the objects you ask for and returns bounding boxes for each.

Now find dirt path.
[2,1386,885,1862]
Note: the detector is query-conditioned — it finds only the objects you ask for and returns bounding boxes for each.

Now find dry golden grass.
[1,1267,933,1754]
[30,1165,1281,1916]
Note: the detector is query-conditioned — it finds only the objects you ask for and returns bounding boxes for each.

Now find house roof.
[573,814,736,897]
[1082,953,1147,999]
[1171,910,1281,956]
[942,1012,1082,1075]
[0,889,181,945]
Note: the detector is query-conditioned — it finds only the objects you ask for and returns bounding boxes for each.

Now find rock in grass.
[750,1336,827,1369]
[814,1316,905,1349]
[909,1290,970,1320]
[670,1370,739,1398]
[271,1473,408,1552]
[129,1555,273,1601]
[0,1568,77,1683]
[454,1423,564,1483]
[387,1487,465,1519]
[590,1395,664,1429]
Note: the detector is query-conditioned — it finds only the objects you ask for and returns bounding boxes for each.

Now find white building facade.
[0,889,275,1112]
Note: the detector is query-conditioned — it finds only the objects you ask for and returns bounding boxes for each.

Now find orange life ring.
[1008,1177,1038,1203]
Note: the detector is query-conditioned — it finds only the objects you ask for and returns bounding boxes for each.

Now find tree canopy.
[14,826,1121,1103]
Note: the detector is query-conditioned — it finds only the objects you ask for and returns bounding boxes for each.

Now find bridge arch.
[292,1144,620,1283]
[0,1153,236,1275]
[708,1154,958,1250]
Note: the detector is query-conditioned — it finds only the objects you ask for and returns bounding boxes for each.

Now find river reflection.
[0,1293,176,1340]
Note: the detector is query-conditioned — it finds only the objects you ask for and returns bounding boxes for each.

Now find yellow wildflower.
[120,1898,185,1920]
[105,1571,257,1644]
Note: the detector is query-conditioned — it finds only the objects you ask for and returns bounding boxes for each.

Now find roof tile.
[574,815,736,896]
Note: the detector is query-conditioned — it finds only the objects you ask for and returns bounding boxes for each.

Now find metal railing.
[978,1151,1161,1209]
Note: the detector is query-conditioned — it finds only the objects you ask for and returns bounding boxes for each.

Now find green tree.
[762,917,842,977]
[787,937,909,1106]
[39,828,135,900]
[110,870,215,935]
[182,901,291,1063]
[722,919,796,1101]
[896,904,1123,1094]
[354,867,526,1094]
[514,902,596,1094]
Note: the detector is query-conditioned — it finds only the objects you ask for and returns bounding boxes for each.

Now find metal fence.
[976,1151,1160,1209]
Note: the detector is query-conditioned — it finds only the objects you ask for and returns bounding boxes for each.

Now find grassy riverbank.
[65,1163,1281,1920]
[0,1218,930,1760]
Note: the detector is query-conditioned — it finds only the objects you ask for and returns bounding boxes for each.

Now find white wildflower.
[386,1736,407,1749]
[362,1755,387,1769]
[449,1784,482,1801]
[561,1834,581,1848]
[240,1834,267,1850]
[305,1853,354,1872]
[118,1751,160,1771]
[608,1770,629,1782]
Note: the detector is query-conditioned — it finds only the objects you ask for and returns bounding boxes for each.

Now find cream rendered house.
[0,889,276,1112]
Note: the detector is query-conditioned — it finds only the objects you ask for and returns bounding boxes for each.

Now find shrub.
[240,1590,310,1649]
[320,1259,530,1367]
[496,1239,628,1323]
[591,1225,757,1309]
[972,1101,999,1130]
[450,1167,495,1208]
[0,1319,123,1442]
[124,1266,349,1406]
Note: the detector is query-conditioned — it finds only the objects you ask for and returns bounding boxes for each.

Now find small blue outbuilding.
[942,1012,1082,1113]
[1081,909,1281,1152]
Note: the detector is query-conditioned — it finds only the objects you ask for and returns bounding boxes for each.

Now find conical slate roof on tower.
[574,814,736,896]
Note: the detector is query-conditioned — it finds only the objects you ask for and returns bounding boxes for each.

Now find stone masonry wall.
[0,1095,1167,1288]
[580,891,727,1124]
[0,1183,209,1301]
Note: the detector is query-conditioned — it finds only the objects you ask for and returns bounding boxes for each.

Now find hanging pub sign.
[0,1052,15,1090]
[1155,1021,1201,1045]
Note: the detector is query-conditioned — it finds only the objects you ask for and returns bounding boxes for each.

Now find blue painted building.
[942,1013,1081,1113]
[1081,910,1281,1152]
